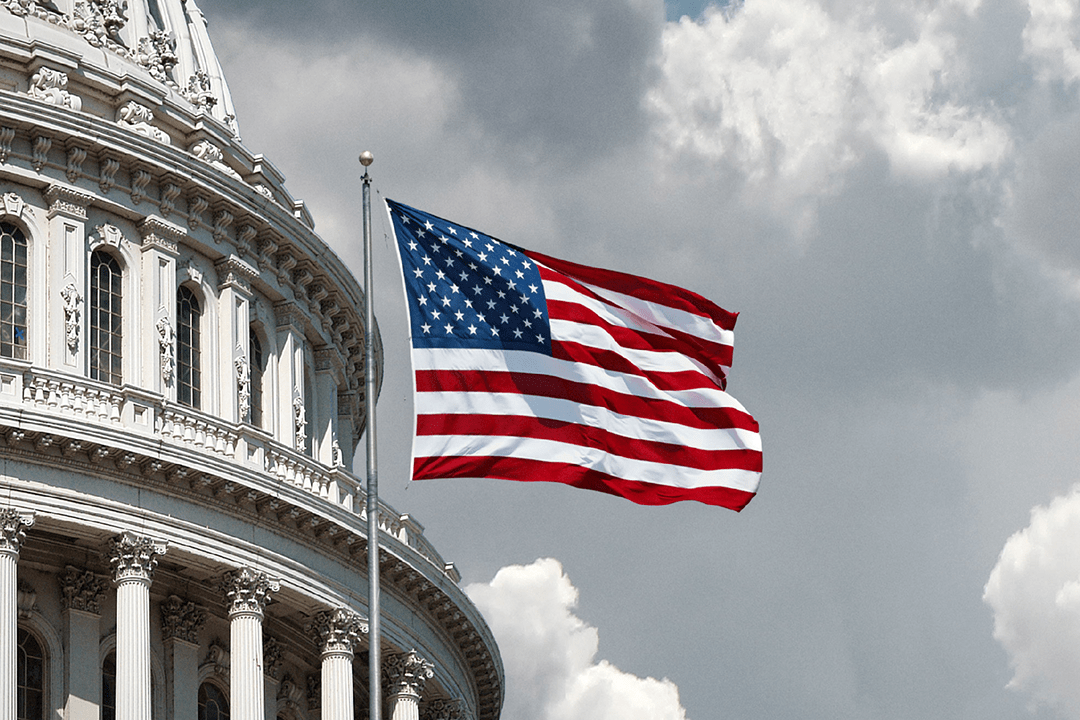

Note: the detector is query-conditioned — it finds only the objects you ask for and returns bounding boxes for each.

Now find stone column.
[161,596,208,720]
[109,532,167,720]
[137,217,183,395]
[215,257,256,424]
[311,608,365,720]
[384,651,434,720]
[60,566,107,720]
[222,568,279,720]
[0,509,32,720]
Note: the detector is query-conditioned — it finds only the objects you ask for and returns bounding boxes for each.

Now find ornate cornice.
[0,508,33,555]
[161,595,207,644]
[137,216,183,255]
[44,184,94,219]
[310,607,366,656]
[215,255,258,294]
[221,567,279,617]
[108,532,167,583]
[384,650,435,700]
[59,565,106,614]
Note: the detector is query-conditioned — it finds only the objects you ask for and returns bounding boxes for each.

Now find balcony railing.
[2,363,455,581]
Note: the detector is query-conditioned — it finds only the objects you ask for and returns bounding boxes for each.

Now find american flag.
[387,199,762,510]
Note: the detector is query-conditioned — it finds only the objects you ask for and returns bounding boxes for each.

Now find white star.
[478,252,488,262]
[500,314,509,324]
[510,305,519,314]
[450,283,460,294]
[417,296,428,306]
[471,232,479,239]
[520,294,529,303]
[515,270,524,279]
[464,299,473,309]
[491,327,499,336]
[469,262,478,271]
[420,323,431,333]
[507,248,516,256]
[448,227,457,235]
[440,235,450,244]
[486,300,496,309]
[486,243,494,251]
[436,270,446,280]
[417,229,426,238]
[441,296,452,307]
[459,271,469,281]
[497,290,506,299]
[501,257,511,265]
[463,238,473,248]
[425,221,434,230]
[483,276,493,285]
[533,308,543,318]
[427,282,437,292]
[432,309,441,320]
[413,268,424,278]
[507,280,517,291]
[513,328,523,338]
[400,215,411,224]
[455,310,465,321]
[477,313,486,324]
[407,240,418,251]
[473,285,483,295]
[422,256,432,266]
[454,249,464,258]
[536,334,544,343]
[445,257,455,267]
[523,319,532,328]
[528,284,539,294]
[468,324,478,335]
[522,260,532,269]
[444,324,453,334]
[492,267,502,276]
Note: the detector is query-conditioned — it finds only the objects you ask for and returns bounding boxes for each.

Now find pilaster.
[44,185,93,372]
[60,566,107,720]
[137,216,183,395]
[162,595,207,720]
[215,256,256,423]
[274,303,306,451]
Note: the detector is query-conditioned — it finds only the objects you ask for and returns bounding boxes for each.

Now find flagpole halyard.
[360,150,381,720]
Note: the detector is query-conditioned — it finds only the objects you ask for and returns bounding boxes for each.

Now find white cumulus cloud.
[466,558,687,720]
[984,486,1080,717]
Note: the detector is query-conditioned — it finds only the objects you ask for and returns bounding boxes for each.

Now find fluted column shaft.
[384,651,434,720]
[388,686,420,720]
[110,533,166,720]
[312,608,365,720]
[0,510,32,720]
[223,569,279,720]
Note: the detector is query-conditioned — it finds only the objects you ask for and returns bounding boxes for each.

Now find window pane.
[177,286,201,409]
[90,251,122,384]
[0,224,28,360]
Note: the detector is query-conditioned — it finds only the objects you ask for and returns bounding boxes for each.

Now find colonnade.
[0,509,465,720]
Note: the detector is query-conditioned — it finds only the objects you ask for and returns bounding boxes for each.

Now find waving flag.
[387,199,762,510]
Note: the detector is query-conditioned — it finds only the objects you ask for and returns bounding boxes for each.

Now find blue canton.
[388,200,552,355]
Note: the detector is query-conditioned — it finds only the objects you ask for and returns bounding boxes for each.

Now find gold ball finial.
[359,151,374,167]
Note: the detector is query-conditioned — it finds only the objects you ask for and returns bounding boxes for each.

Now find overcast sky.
[198,0,1080,717]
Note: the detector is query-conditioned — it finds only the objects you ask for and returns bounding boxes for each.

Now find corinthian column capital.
[310,607,367,656]
[221,567,279,617]
[384,649,434,699]
[0,508,33,556]
[108,532,167,584]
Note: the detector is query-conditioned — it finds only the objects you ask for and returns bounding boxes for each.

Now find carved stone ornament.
[16,579,36,618]
[1,191,24,218]
[136,30,178,83]
[117,100,170,145]
[44,184,92,219]
[0,507,33,554]
[293,393,306,450]
[161,595,207,644]
[190,139,223,165]
[383,650,435,699]
[107,532,167,583]
[91,223,123,249]
[306,674,320,711]
[61,282,82,352]
[421,699,466,720]
[181,70,217,110]
[235,356,250,423]
[0,127,13,164]
[59,565,107,614]
[157,317,175,384]
[204,641,229,677]
[28,67,82,111]
[221,567,279,617]
[264,636,284,679]
[277,674,305,710]
[310,607,366,655]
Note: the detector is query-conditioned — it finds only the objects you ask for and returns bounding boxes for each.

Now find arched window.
[101,652,116,720]
[249,329,264,428]
[17,627,43,720]
[90,250,123,384]
[0,222,28,360]
[177,286,202,408]
[198,682,229,720]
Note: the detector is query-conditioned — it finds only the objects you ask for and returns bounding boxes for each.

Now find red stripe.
[415,370,759,431]
[528,251,739,331]
[413,455,756,510]
[549,299,733,380]
[416,414,762,472]
[552,340,727,393]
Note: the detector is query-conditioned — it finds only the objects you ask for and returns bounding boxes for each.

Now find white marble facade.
[0,3,503,720]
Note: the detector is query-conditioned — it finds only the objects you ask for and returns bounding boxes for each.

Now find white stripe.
[543,280,734,354]
[414,391,761,452]
[539,267,734,348]
[550,318,725,385]
[414,434,761,492]
[411,347,749,411]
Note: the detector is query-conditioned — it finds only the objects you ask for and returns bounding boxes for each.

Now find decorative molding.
[215,255,257,294]
[60,283,82,352]
[59,566,107,614]
[0,127,12,164]
[220,567,279,617]
[117,101,170,145]
[107,531,167,583]
[161,595,207,644]
[263,636,284,679]
[160,181,181,217]
[383,650,435,699]
[44,184,93,219]
[212,208,233,243]
[156,317,175,385]
[71,0,128,49]
[306,674,320,711]
[1,191,24,219]
[293,392,306,451]
[17,579,36,618]
[236,223,256,257]
[277,674,304,711]
[235,356,250,423]
[0,508,33,554]
[99,155,120,193]
[187,194,208,229]
[28,67,82,111]
[190,139,223,165]
[421,699,466,720]
[203,641,229,677]
[310,607,366,655]
[130,168,152,205]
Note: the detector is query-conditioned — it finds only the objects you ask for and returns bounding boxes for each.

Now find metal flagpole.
[360,150,381,720]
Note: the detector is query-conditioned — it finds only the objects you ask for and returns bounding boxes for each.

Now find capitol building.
[0,2,503,720]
